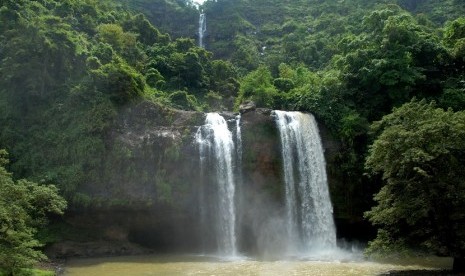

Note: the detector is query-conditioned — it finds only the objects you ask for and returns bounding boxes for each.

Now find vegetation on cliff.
[0,0,238,206]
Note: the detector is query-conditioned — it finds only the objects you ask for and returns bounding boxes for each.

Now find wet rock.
[239,101,256,114]
[219,111,238,120]
[46,241,154,259]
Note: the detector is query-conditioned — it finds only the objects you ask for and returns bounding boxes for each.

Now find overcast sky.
[193,0,205,4]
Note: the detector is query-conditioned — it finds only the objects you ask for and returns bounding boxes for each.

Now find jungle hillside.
[1,0,465,274]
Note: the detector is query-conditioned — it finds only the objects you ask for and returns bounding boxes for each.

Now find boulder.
[239,101,256,114]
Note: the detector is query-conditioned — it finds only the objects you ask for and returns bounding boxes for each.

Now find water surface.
[65,254,452,276]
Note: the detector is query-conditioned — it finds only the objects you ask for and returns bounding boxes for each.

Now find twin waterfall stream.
[274,111,336,252]
[196,113,238,256]
[196,17,335,258]
[196,111,336,258]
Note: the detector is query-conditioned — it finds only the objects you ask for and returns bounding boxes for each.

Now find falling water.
[198,12,207,48]
[274,111,337,254]
[233,115,244,252]
[235,115,243,185]
[196,113,237,256]
[196,121,208,253]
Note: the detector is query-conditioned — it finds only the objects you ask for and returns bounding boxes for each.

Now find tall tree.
[0,150,67,275]
[365,100,465,272]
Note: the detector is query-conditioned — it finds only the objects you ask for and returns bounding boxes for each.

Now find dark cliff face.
[56,102,349,257]
[58,102,207,256]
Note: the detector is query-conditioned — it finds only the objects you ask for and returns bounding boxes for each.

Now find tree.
[0,150,67,275]
[91,60,145,105]
[208,60,239,98]
[365,100,465,272]
[123,13,169,46]
[236,65,278,108]
[231,35,260,72]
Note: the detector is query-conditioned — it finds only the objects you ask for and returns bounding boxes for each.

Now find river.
[64,254,452,275]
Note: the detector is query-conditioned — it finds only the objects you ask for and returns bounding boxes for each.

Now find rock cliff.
[50,101,349,257]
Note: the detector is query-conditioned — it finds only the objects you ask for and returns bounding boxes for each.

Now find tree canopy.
[0,150,67,275]
[365,100,465,271]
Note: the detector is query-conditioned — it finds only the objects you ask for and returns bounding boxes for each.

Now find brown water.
[65,254,452,276]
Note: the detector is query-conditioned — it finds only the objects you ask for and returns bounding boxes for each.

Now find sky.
[193,0,206,4]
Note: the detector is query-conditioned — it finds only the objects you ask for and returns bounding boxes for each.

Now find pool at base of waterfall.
[64,254,452,276]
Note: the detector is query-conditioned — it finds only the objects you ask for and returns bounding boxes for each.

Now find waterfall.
[235,115,243,185]
[196,113,237,256]
[234,115,244,251]
[198,12,207,48]
[273,111,337,254]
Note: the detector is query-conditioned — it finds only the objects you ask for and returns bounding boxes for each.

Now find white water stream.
[198,13,206,48]
[196,113,237,256]
[274,111,337,255]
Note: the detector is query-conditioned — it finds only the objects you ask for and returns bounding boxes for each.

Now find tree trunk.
[453,257,465,273]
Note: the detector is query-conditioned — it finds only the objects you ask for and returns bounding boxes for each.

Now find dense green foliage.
[365,100,465,268]
[196,0,463,70]
[116,0,198,38]
[0,0,239,205]
[0,150,66,275]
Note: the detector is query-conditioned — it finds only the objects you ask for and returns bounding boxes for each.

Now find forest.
[0,0,464,274]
